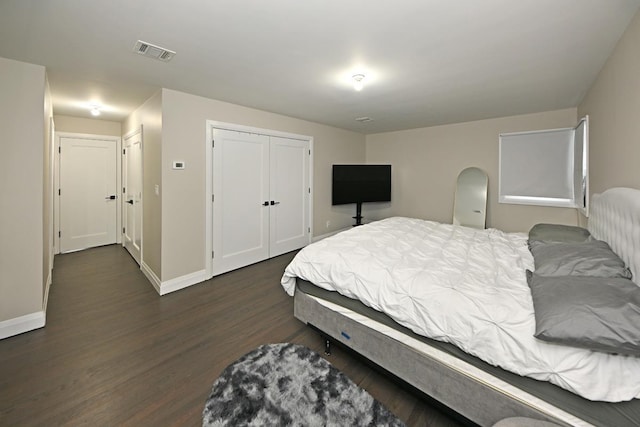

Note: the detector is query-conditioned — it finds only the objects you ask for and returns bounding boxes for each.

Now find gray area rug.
[203,343,405,426]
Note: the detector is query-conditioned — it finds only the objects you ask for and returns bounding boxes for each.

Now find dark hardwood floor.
[0,245,466,426]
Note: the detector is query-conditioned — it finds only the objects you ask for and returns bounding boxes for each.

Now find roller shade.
[499,116,588,212]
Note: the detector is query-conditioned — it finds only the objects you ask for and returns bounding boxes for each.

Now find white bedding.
[281,217,640,402]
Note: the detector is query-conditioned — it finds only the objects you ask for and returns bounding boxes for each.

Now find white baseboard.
[140,262,207,296]
[140,261,161,294]
[43,268,52,312]
[0,311,46,340]
[159,269,208,295]
[312,227,350,242]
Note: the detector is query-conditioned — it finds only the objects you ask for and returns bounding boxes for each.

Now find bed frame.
[293,187,640,427]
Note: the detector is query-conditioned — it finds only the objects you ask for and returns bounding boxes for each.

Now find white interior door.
[59,137,117,252]
[123,132,142,264]
[269,136,309,256]
[213,129,269,275]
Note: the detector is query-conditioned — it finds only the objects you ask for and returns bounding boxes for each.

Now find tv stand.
[352,202,363,226]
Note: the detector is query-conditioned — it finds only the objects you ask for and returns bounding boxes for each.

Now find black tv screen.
[332,164,391,205]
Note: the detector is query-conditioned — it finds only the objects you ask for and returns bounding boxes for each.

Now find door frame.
[122,126,144,264]
[54,132,122,254]
[205,120,313,279]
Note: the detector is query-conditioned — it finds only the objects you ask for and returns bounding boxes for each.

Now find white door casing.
[48,117,55,271]
[207,122,312,278]
[123,130,142,264]
[59,137,117,253]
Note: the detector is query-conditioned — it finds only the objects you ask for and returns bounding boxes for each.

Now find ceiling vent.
[355,117,373,123]
[133,40,176,62]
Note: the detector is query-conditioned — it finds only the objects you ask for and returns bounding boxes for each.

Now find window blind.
[499,117,588,210]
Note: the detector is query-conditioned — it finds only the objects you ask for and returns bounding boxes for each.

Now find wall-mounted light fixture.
[90,104,101,116]
[352,74,365,91]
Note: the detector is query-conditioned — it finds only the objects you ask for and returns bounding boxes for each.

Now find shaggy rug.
[203,343,405,426]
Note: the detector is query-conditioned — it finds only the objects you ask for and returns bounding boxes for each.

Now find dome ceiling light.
[352,74,365,91]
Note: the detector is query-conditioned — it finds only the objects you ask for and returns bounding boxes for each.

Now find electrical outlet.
[326,220,330,229]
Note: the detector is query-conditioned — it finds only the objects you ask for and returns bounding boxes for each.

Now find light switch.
[154,184,160,196]
[173,161,185,170]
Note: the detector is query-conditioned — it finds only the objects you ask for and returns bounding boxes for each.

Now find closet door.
[213,129,270,275]
[269,136,310,256]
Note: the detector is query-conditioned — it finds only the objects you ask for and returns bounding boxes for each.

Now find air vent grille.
[133,40,175,62]
[355,117,373,123]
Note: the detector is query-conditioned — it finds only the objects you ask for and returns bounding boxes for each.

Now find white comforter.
[281,217,640,402]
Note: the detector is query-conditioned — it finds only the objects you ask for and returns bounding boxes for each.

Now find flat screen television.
[332,164,391,225]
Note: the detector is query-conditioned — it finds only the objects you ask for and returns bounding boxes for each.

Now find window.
[499,116,588,215]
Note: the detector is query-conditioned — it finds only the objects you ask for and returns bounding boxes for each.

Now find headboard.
[588,187,640,284]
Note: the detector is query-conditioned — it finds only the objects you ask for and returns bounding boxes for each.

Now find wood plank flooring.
[0,245,467,426]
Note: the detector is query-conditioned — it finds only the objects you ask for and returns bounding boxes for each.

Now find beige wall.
[579,10,640,194]
[365,108,579,233]
[54,115,122,136]
[160,89,365,281]
[0,57,46,322]
[122,91,163,279]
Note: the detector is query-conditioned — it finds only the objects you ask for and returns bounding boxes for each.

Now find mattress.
[296,279,640,427]
[282,217,640,402]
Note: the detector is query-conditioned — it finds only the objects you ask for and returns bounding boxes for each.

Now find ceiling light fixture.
[352,74,365,91]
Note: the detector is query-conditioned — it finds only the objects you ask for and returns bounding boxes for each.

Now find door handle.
[270,201,280,205]
[126,200,134,205]
[262,201,269,206]
[105,195,117,200]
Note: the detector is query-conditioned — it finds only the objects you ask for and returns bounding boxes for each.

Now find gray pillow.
[528,223,591,244]
[526,270,640,356]
[530,240,632,279]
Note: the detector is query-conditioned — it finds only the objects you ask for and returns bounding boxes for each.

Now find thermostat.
[173,161,185,170]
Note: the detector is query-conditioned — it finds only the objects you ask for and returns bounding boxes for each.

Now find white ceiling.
[1,0,639,133]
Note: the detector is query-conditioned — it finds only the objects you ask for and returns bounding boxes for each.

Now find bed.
[280,187,640,426]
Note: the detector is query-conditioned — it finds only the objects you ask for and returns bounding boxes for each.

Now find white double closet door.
[212,128,310,275]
